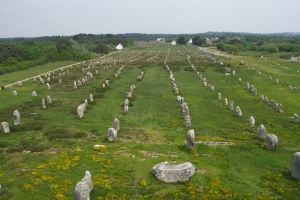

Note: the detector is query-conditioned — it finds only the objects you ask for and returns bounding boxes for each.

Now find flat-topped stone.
[152,161,195,183]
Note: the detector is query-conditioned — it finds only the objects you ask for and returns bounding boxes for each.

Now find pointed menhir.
[41,98,46,109]
[235,106,242,118]
[74,171,93,200]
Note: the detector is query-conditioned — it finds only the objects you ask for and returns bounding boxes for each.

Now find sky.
[1,0,300,38]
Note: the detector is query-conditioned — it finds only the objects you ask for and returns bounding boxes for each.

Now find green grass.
[0,43,299,199]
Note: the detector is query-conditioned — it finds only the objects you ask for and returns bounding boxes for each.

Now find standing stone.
[77,104,85,118]
[257,124,267,139]
[32,91,37,97]
[127,92,132,98]
[265,134,278,150]
[229,101,234,111]
[74,81,78,89]
[46,83,51,90]
[89,94,93,102]
[152,162,195,183]
[291,152,300,180]
[84,99,88,107]
[107,128,117,142]
[124,99,129,106]
[218,92,222,101]
[224,98,228,106]
[124,105,129,115]
[290,113,300,123]
[184,115,192,127]
[74,171,93,200]
[1,122,10,134]
[46,95,52,104]
[249,116,255,131]
[235,106,242,117]
[13,110,20,126]
[41,98,46,109]
[112,118,120,131]
[12,91,18,96]
[17,81,23,87]
[182,102,189,116]
[186,129,195,150]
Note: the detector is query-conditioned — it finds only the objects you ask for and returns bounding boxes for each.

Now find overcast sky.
[1,0,300,38]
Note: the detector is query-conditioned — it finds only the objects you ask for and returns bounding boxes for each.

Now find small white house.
[156,38,165,42]
[171,40,176,46]
[115,43,123,50]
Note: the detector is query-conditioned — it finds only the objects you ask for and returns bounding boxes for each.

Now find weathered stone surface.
[124,99,129,106]
[184,114,192,127]
[46,83,51,90]
[291,152,300,180]
[257,124,267,139]
[77,104,86,118]
[74,171,93,200]
[107,128,117,142]
[112,118,120,131]
[224,98,228,106]
[1,122,10,134]
[152,162,195,183]
[12,91,18,96]
[218,92,222,101]
[46,95,52,104]
[186,129,195,150]
[13,110,20,126]
[124,105,129,114]
[181,102,189,116]
[93,144,107,152]
[32,90,37,96]
[235,106,242,117]
[229,101,234,110]
[265,134,278,150]
[249,116,255,131]
[41,98,46,109]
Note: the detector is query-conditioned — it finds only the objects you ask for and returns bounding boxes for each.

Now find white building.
[171,40,177,46]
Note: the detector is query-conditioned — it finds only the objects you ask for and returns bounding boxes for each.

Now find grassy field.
[0,43,299,199]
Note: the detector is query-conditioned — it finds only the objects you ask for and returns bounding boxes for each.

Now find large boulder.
[291,152,300,180]
[107,128,117,142]
[265,134,278,150]
[152,162,195,183]
[74,171,93,200]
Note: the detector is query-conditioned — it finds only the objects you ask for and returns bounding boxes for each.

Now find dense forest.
[1,32,300,75]
[0,34,133,74]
